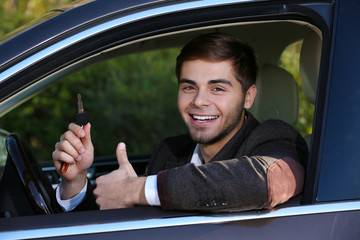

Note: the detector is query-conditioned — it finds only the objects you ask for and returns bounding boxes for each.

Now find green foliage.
[78,49,187,156]
[0,49,186,161]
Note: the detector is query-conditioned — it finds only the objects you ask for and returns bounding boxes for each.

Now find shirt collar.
[189,115,248,166]
[190,144,203,166]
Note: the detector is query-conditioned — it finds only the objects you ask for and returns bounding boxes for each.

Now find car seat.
[249,64,299,125]
[300,31,322,147]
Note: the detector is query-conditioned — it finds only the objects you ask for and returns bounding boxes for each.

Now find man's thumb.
[116,142,130,166]
[116,142,137,177]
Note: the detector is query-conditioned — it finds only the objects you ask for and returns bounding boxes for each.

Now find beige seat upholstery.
[299,31,322,147]
[300,31,322,105]
[249,64,299,125]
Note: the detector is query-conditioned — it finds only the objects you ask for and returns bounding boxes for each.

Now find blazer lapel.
[210,112,259,162]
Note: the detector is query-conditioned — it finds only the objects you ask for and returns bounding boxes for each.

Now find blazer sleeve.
[156,120,308,212]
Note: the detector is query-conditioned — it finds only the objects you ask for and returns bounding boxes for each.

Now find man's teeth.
[193,115,219,121]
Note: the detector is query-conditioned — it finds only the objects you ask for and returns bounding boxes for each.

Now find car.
[0,0,360,239]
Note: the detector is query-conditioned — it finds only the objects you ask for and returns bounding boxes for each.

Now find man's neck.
[199,142,226,164]
[199,112,246,163]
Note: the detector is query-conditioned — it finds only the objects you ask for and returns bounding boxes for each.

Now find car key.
[60,93,89,173]
[75,93,89,126]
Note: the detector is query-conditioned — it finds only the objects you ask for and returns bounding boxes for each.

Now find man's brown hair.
[176,33,258,91]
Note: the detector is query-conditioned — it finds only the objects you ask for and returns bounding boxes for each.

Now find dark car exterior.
[0,0,360,239]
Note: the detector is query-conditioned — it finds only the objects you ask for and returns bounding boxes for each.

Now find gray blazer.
[147,112,308,212]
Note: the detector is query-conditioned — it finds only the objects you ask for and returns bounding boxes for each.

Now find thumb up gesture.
[94,142,148,209]
[116,142,137,177]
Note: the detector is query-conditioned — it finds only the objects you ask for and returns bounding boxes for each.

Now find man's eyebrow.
[179,78,233,86]
[179,78,196,85]
[208,79,233,86]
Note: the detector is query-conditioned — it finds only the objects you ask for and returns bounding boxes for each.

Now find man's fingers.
[68,123,86,138]
[58,131,85,157]
[116,142,137,177]
[52,150,75,170]
[55,140,82,160]
[61,122,92,154]
[68,122,91,140]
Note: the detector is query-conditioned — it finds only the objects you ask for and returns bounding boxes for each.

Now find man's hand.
[52,123,94,199]
[94,142,148,209]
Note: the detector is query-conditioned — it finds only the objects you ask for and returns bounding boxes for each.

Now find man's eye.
[212,87,225,92]
[182,85,195,91]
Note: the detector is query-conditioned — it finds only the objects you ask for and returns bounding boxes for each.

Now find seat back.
[299,31,322,147]
[300,31,322,105]
[249,64,299,125]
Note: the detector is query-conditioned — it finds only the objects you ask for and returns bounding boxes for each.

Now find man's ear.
[244,84,257,110]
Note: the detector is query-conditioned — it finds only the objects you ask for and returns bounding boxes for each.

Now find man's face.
[178,59,256,145]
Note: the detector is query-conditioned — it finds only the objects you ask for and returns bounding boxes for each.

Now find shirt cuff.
[56,180,88,212]
[144,175,161,206]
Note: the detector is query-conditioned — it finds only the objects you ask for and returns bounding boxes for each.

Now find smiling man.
[53,33,308,212]
[177,59,255,163]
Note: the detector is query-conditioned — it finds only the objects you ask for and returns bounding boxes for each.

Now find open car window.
[0,19,321,209]
[0,48,187,163]
[0,20,319,163]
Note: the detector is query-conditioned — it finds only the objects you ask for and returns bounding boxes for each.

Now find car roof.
[0,0,316,70]
[0,0,180,66]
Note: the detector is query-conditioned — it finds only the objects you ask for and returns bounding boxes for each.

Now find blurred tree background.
[0,48,186,161]
[0,0,314,163]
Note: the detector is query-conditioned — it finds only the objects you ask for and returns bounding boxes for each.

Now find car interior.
[0,19,322,217]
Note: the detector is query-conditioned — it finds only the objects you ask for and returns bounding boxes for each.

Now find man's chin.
[189,132,222,145]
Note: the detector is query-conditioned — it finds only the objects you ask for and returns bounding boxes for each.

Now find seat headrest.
[249,64,299,124]
[300,32,322,104]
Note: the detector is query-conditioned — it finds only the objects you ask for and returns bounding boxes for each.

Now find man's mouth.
[191,115,219,123]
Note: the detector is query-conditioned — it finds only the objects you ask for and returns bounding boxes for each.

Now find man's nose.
[191,89,211,107]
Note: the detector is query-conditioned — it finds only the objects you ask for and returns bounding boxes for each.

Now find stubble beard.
[188,106,245,145]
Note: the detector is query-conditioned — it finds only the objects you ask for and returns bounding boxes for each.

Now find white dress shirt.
[56,180,88,211]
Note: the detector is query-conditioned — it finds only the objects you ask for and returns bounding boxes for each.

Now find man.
[52,33,308,212]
